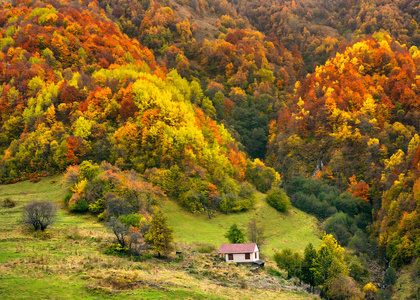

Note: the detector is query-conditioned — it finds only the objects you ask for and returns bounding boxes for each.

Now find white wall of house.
[225,251,259,263]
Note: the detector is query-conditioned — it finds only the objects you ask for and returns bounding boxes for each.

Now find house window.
[255,252,257,259]
[228,254,233,260]
[245,253,250,260]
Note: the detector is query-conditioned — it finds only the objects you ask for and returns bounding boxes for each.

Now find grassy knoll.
[162,192,322,258]
[0,177,317,299]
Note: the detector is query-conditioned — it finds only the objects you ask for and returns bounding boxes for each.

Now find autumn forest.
[1,0,420,299]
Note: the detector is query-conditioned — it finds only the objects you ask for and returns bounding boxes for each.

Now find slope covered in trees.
[267,33,420,272]
[225,0,420,71]
[0,0,278,216]
[95,0,306,158]
[2,0,420,296]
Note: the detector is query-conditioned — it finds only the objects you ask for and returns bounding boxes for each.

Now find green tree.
[325,212,357,246]
[274,248,302,279]
[145,211,174,257]
[312,234,348,286]
[225,223,246,243]
[266,188,290,212]
[349,259,369,283]
[118,213,144,228]
[245,159,281,192]
[301,243,317,289]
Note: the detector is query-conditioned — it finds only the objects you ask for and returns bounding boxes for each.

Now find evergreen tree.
[301,243,317,289]
[225,224,246,243]
[145,211,174,257]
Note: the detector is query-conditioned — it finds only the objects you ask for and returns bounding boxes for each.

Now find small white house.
[218,243,259,263]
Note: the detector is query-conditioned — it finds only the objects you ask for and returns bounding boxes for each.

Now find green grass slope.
[162,192,321,258]
[0,177,318,299]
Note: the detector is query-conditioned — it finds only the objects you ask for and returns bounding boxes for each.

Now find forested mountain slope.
[1,0,420,297]
[225,0,420,71]
[267,33,420,274]
[97,0,306,158]
[0,0,274,216]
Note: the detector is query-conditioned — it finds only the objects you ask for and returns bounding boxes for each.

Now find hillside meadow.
[0,176,320,299]
[162,192,321,258]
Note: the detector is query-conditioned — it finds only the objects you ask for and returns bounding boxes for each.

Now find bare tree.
[21,201,58,231]
[128,231,148,256]
[247,216,265,247]
[106,218,148,255]
[106,218,130,248]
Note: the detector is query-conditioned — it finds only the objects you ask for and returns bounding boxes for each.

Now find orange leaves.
[114,122,139,145]
[228,148,247,180]
[141,108,161,128]
[65,136,86,165]
[223,98,234,116]
[59,83,85,104]
[225,29,247,45]
[79,86,112,118]
[347,175,370,202]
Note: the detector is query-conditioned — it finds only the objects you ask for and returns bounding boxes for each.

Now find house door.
[228,254,233,260]
[245,253,250,260]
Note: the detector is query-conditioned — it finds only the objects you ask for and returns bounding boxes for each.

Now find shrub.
[266,188,290,213]
[88,198,105,215]
[68,197,89,212]
[63,190,72,206]
[349,260,369,282]
[21,200,57,231]
[363,282,378,300]
[324,275,364,300]
[78,160,100,181]
[63,165,79,185]
[197,243,216,253]
[140,253,154,260]
[1,197,16,208]
[104,243,129,255]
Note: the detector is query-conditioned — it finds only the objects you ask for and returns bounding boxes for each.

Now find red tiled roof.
[218,243,257,254]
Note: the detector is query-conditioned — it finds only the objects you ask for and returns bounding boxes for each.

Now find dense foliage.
[97,0,305,159]
[268,34,420,271]
[274,234,364,299]
[2,0,420,296]
[0,1,277,218]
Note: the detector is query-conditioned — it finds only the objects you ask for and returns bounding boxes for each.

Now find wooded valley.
[1,0,420,299]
